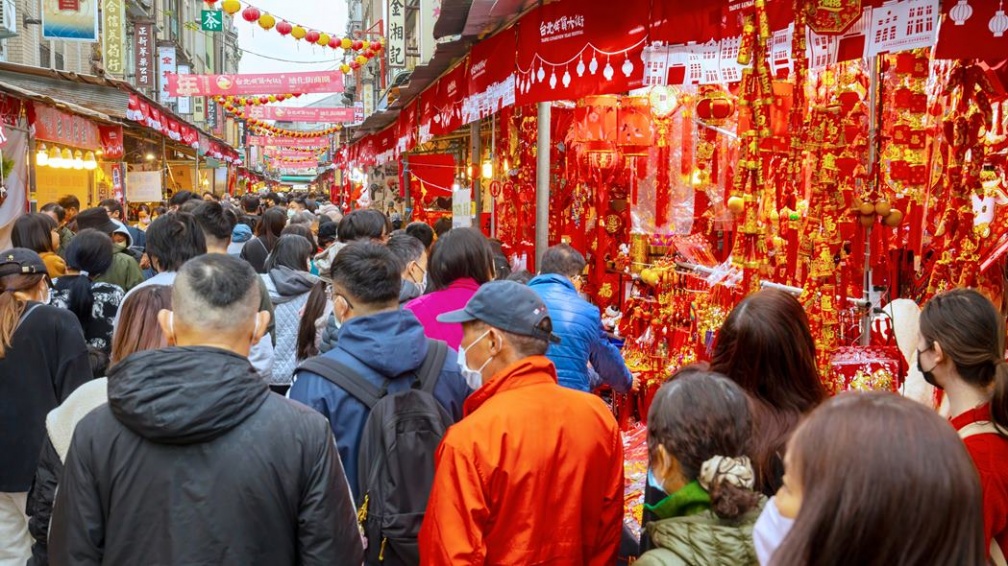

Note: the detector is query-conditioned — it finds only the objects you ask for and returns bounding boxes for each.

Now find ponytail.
[57,274,95,335]
[992,360,1008,437]
[296,281,328,361]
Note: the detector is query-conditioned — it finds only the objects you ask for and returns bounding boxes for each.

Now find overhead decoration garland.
[213,93,304,106]
[208,0,384,68]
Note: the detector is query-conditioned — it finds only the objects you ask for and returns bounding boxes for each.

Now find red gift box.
[828,345,906,395]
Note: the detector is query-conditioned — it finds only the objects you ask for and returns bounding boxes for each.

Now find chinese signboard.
[201,9,223,31]
[193,96,205,123]
[31,103,101,148]
[245,105,355,122]
[126,171,162,202]
[206,99,218,130]
[165,71,344,96]
[158,45,177,104]
[387,0,406,68]
[42,0,99,41]
[247,135,328,148]
[133,22,155,92]
[101,0,124,76]
[176,64,191,114]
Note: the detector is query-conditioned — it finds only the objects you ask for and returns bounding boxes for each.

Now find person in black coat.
[48,254,363,566]
[0,249,90,566]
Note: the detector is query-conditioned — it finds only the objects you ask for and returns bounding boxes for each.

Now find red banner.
[166,71,344,97]
[430,62,469,137]
[397,100,417,154]
[245,105,355,122]
[247,135,329,148]
[418,87,438,143]
[515,0,649,104]
[272,160,318,170]
[465,28,516,122]
[98,124,124,159]
[30,103,101,149]
[935,0,1008,60]
[265,148,320,159]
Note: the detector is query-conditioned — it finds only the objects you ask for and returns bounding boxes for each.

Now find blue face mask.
[647,468,667,495]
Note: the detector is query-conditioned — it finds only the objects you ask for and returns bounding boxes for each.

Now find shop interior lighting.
[36,144,48,166]
[48,147,64,168]
[481,159,493,180]
[72,150,84,170]
[83,152,98,170]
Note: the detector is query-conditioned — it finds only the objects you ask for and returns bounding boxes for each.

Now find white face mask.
[40,283,51,305]
[412,262,428,294]
[457,329,493,389]
[752,496,794,566]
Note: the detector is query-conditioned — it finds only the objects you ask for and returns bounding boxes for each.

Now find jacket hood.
[107,347,269,445]
[645,505,764,566]
[399,279,423,304]
[528,273,576,292]
[313,242,346,280]
[111,220,134,248]
[337,309,429,377]
[265,266,318,303]
[232,224,253,243]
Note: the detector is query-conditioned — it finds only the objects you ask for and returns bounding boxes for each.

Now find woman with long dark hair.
[0,249,89,565]
[919,288,1008,561]
[768,392,986,566]
[50,230,124,355]
[12,214,65,278]
[404,227,494,349]
[241,207,287,273]
[709,289,826,496]
[26,285,171,565]
[262,234,328,394]
[637,370,764,565]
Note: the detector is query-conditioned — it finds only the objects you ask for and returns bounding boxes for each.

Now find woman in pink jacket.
[404,227,495,350]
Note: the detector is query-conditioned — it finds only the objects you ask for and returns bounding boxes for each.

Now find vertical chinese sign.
[101,0,124,76]
[387,0,406,68]
[158,45,177,105]
[133,22,155,95]
[177,64,191,114]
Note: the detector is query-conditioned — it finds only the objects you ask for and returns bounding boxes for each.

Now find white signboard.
[126,171,162,202]
[387,0,406,68]
[177,64,191,114]
[452,188,473,228]
[158,45,177,104]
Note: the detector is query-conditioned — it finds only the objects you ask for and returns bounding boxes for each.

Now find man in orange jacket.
[419,280,625,565]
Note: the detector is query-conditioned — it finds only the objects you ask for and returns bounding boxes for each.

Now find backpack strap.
[416,339,447,394]
[297,357,384,409]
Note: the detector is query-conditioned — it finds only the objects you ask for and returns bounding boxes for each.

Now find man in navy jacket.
[528,244,636,394]
[289,241,469,499]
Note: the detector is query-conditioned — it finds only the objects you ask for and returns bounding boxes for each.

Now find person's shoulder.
[258,394,332,438]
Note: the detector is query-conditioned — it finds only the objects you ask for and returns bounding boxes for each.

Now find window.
[39,44,64,70]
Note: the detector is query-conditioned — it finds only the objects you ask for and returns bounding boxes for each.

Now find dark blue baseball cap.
[438,280,561,344]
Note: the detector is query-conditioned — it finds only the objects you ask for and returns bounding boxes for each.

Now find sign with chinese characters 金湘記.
[133,22,155,92]
[165,71,344,96]
[101,0,124,75]
[387,0,406,68]
[158,45,177,104]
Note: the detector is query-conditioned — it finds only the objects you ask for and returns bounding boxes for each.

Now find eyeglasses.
[333,292,354,311]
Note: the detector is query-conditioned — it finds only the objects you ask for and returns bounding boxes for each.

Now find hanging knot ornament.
[950,0,973,25]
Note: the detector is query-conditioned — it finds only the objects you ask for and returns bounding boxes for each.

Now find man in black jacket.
[49,254,363,566]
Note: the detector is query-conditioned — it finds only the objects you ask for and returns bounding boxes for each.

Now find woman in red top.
[920,288,1008,564]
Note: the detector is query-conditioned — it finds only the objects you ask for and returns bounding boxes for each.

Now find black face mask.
[918,350,940,389]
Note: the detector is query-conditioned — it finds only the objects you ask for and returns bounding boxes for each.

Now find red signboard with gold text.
[31,103,101,149]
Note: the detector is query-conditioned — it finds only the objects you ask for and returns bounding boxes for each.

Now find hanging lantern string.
[212,0,385,57]
[515,38,648,74]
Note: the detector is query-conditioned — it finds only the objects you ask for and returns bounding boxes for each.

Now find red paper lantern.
[275,20,292,36]
[328,36,339,49]
[352,39,363,50]
[241,6,260,23]
[204,0,218,4]
[350,61,361,70]
[305,30,320,43]
[258,96,268,104]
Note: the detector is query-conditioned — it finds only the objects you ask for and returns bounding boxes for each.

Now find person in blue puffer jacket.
[528,244,637,394]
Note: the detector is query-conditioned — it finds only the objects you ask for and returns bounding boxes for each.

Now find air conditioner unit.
[0,0,17,39]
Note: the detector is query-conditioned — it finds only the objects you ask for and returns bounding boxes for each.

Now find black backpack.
[297,339,451,565]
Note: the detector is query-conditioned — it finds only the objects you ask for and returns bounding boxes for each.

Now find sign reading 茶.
[201,9,223,31]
